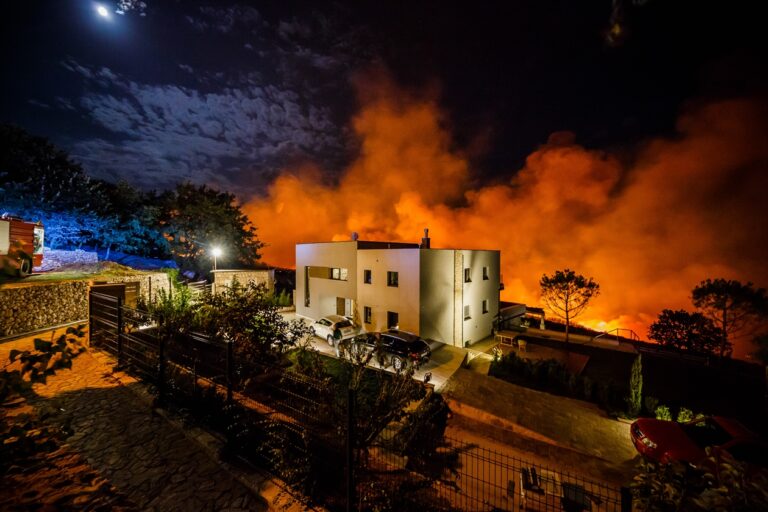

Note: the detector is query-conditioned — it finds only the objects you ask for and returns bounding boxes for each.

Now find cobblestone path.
[1,337,267,512]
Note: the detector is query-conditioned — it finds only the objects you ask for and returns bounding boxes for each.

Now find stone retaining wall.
[101,273,172,302]
[0,281,89,337]
[36,249,99,272]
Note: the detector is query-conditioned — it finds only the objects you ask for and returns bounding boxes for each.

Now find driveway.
[281,312,467,391]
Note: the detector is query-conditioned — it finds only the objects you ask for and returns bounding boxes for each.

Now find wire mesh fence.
[87,288,630,512]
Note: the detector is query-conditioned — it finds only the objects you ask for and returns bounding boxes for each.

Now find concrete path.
[442,368,639,483]
[0,336,268,512]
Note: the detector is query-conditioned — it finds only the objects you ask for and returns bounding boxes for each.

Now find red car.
[631,415,767,469]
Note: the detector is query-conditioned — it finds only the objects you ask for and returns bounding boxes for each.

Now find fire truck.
[0,214,44,276]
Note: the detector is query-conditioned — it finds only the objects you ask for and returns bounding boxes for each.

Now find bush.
[676,407,695,423]
[655,405,673,421]
[582,376,594,400]
[644,396,659,416]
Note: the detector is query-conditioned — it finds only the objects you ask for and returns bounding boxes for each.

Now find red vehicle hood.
[635,418,705,463]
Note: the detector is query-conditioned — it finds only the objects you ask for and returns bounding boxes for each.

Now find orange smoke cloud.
[244,80,768,359]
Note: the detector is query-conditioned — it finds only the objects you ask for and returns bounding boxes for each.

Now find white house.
[295,231,501,347]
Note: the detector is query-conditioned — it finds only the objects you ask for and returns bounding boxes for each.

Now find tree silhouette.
[539,269,600,345]
[648,309,723,355]
[692,279,768,358]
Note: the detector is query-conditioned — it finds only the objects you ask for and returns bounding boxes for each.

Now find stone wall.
[101,273,172,302]
[212,269,275,295]
[36,248,99,272]
[0,281,89,337]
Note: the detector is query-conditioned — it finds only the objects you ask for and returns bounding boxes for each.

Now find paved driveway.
[281,312,467,391]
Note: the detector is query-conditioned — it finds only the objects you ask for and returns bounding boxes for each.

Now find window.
[387,271,399,287]
[464,305,471,320]
[482,299,489,314]
[483,266,489,280]
[387,311,399,329]
[364,306,372,324]
[363,269,372,284]
[464,268,471,283]
[330,267,348,281]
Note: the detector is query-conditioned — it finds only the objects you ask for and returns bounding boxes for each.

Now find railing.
[593,328,640,343]
[88,288,631,511]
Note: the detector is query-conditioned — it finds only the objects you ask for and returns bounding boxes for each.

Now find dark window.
[483,266,489,280]
[363,269,372,284]
[364,306,372,324]
[482,300,489,314]
[387,311,399,329]
[387,271,399,287]
[464,305,471,320]
[464,268,471,283]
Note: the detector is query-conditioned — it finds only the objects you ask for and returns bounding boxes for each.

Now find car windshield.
[681,419,733,450]
[335,320,352,328]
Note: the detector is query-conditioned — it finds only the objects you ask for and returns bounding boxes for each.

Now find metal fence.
[88,288,630,512]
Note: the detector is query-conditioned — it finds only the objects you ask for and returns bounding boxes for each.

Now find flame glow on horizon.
[244,77,768,358]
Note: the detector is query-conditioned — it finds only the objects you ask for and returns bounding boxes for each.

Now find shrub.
[627,354,642,417]
[676,407,695,423]
[644,396,659,416]
[655,405,673,421]
[582,376,594,400]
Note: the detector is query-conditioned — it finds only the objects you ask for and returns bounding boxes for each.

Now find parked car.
[630,415,767,469]
[311,315,359,345]
[352,329,431,371]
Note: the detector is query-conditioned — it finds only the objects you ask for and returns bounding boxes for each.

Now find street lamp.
[211,246,222,271]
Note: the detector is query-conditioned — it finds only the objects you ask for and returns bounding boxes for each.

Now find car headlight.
[641,437,657,449]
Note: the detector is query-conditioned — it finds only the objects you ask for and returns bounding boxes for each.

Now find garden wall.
[0,281,89,337]
[99,272,172,302]
[212,269,275,294]
[36,248,98,272]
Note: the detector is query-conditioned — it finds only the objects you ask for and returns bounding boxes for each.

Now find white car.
[312,315,359,345]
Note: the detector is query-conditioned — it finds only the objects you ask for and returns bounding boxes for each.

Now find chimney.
[351,232,359,241]
[420,228,431,249]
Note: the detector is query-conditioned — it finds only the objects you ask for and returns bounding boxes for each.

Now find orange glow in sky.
[243,74,768,359]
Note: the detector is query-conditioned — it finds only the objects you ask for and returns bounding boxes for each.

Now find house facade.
[295,235,501,347]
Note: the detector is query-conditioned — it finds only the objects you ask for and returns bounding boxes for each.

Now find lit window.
[464,305,471,320]
[482,300,489,314]
[364,306,372,324]
[364,269,372,284]
[331,268,348,281]
[464,268,471,283]
[387,271,399,287]
[483,266,489,280]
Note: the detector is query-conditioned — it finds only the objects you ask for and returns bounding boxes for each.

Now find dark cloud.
[60,61,345,192]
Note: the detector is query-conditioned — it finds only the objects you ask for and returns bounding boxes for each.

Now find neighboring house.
[295,231,501,347]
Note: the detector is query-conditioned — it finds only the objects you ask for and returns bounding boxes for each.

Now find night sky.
[2,0,765,196]
[2,1,768,352]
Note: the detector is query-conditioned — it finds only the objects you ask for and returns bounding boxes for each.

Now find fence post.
[116,295,123,366]
[88,289,93,347]
[158,335,166,405]
[226,339,234,404]
[621,486,632,512]
[346,387,355,512]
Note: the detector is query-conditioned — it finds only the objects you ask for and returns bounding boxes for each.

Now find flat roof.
[296,240,499,252]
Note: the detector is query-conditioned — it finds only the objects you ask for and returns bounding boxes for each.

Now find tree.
[627,354,642,417]
[0,124,107,213]
[539,269,600,344]
[692,279,768,358]
[648,309,724,355]
[753,334,768,366]
[158,183,264,275]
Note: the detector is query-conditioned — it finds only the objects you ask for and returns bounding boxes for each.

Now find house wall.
[357,249,420,334]
[419,249,456,345]
[295,242,357,320]
[460,249,501,346]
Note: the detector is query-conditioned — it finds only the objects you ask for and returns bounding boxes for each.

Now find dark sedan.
[352,329,431,371]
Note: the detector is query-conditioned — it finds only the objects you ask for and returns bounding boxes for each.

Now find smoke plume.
[244,79,768,358]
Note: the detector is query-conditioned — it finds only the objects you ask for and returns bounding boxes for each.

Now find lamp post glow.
[211,247,222,271]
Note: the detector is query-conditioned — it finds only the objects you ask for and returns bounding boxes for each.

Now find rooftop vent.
[420,228,431,249]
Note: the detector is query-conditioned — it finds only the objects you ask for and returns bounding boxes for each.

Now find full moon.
[96,5,110,18]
